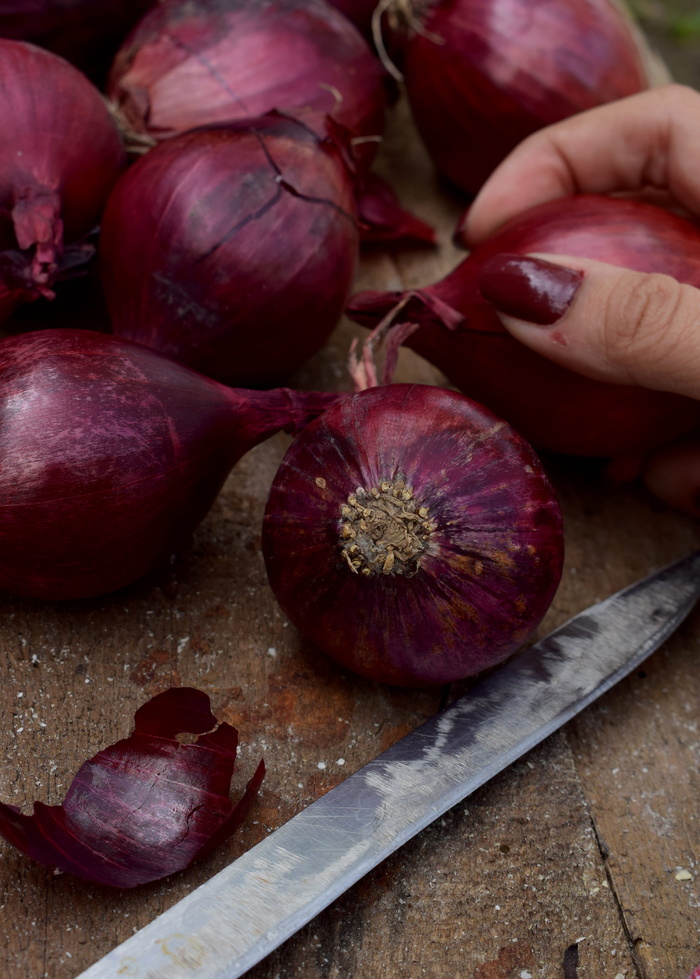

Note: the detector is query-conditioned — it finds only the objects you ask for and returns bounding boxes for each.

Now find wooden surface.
[2,78,700,979]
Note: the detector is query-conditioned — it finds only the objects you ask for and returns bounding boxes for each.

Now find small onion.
[389,0,647,194]
[347,195,700,458]
[99,113,360,387]
[108,0,388,172]
[262,383,564,687]
[0,329,341,601]
[0,40,126,321]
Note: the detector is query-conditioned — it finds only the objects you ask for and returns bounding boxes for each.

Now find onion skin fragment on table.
[0,688,265,888]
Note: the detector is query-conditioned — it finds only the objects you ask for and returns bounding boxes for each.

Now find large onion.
[108,0,388,171]
[388,0,648,194]
[263,383,564,687]
[346,195,700,458]
[0,329,341,601]
[99,113,360,387]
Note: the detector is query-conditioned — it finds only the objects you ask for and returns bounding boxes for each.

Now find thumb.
[477,252,700,400]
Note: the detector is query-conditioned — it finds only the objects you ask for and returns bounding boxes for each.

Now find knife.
[76,549,700,979]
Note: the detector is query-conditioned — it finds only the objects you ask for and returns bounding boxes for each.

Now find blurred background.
[630,0,700,86]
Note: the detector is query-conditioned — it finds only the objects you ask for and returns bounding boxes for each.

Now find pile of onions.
[99,112,360,387]
[107,0,388,172]
[384,0,648,194]
[0,39,125,323]
[346,195,700,458]
[0,0,155,83]
[262,383,564,687]
[0,329,342,601]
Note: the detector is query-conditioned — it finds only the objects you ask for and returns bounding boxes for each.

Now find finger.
[477,252,700,399]
[463,84,700,245]
[643,439,700,517]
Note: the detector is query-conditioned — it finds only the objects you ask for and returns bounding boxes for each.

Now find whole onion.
[388,0,647,194]
[0,329,341,601]
[0,0,155,83]
[99,113,360,387]
[346,195,700,458]
[0,40,126,322]
[108,0,388,172]
[262,383,564,687]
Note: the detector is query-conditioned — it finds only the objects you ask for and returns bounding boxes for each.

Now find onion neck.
[225,386,343,453]
[10,184,63,299]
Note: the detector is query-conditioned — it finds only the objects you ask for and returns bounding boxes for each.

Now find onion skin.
[108,0,387,171]
[398,0,647,194]
[262,383,564,687]
[347,195,700,458]
[0,40,126,319]
[0,329,341,601]
[100,114,360,387]
[0,688,264,888]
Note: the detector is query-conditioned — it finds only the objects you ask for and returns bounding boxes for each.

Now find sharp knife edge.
[76,549,700,979]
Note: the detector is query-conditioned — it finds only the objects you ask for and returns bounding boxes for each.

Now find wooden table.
[2,82,699,979]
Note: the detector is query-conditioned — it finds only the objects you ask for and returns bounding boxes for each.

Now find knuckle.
[602,272,691,382]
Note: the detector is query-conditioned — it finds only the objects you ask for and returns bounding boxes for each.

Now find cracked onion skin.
[262,383,564,687]
[100,113,360,387]
[108,0,387,172]
[347,195,700,458]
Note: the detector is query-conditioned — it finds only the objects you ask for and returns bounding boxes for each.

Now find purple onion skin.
[262,383,564,687]
[0,40,126,316]
[399,0,647,195]
[99,114,360,387]
[108,0,387,172]
[0,688,265,888]
[347,195,700,458]
[0,329,340,601]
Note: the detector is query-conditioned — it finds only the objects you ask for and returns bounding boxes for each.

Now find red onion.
[347,195,700,458]
[0,40,126,322]
[0,687,264,888]
[100,113,360,387]
[262,383,564,687]
[0,1,155,83]
[108,0,388,172]
[388,0,647,194]
[0,329,342,601]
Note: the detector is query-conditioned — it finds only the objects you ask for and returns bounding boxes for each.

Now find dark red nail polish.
[478,253,583,325]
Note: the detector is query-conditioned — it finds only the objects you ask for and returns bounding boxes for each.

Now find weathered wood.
[1,35,699,979]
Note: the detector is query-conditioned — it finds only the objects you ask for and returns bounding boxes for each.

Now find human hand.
[460,84,700,517]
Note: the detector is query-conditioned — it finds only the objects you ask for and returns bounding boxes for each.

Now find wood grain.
[1,41,699,979]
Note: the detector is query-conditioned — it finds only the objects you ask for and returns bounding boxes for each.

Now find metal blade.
[76,549,700,979]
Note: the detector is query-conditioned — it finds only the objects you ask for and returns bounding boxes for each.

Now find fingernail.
[478,253,583,325]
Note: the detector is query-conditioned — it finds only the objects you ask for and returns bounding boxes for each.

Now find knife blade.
[76,549,700,979]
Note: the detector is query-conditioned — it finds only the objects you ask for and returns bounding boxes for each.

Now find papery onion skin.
[0,329,341,601]
[347,195,700,458]
[0,687,265,888]
[0,40,126,318]
[108,0,387,171]
[262,383,564,687]
[100,113,360,387]
[397,0,647,194]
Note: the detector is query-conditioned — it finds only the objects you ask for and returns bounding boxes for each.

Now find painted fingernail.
[478,253,583,325]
